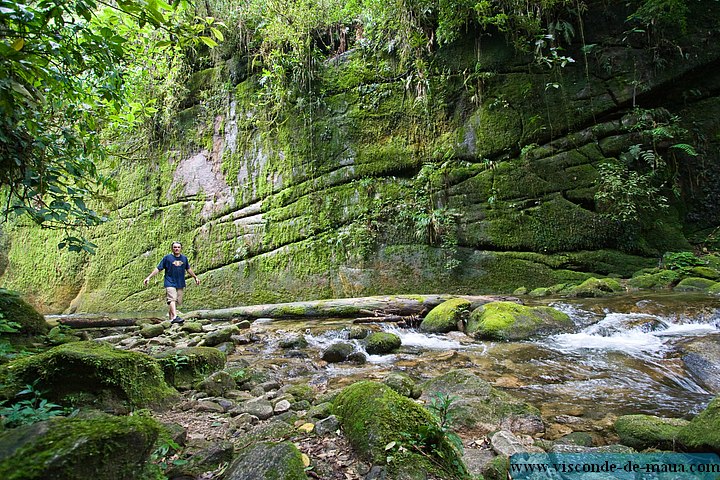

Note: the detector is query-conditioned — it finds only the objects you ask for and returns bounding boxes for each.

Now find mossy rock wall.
[1,0,720,313]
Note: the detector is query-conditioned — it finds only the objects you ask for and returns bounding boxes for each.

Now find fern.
[670,143,698,156]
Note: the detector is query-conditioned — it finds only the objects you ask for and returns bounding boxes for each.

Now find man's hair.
[171,241,182,248]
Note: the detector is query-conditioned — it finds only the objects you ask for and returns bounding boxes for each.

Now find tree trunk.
[185,294,518,321]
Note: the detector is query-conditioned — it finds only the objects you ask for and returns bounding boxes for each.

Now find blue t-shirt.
[157,254,190,288]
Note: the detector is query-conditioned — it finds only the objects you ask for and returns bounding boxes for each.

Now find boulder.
[466,301,573,341]
[421,369,541,431]
[677,395,720,452]
[568,277,624,297]
[224,441,307,480]
[614,414,688,450]
[155,346,226,389]
[0,413,161,480]
[321,342,355,363]
[365,332,401,354]
[197,370,237,396]
[333,381,468,479]
[674,277,718,293]
[679,337,720,393]
[0,289,49,336]
[0,341,175,411]
[382,372,421,399]
[419,298,471,333]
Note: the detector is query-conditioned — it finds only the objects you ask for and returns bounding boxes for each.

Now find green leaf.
[199,36,218,48]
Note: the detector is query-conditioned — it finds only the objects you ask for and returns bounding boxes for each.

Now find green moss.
[1,341,176,410]
[365,332,401,354]
[678,395,720,452]
[155,346,226,389]
[0,289,48,336]
[568,277,624,297]
[333,381,467,478]
[419,298,471,333]
[614,414,687,450]
[689,266,720,280]
[673,277,718,292]
[0,414,162,480]
[627,270,680,290]
[466,301,573,341]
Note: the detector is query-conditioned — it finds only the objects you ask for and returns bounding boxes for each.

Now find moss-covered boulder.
[224,441,307,480]
[419,298,471,333]
[614,414,687,450]
[0,289,49,336]
[420,369,541,430]
[333,381,467,479]
[365,332,401,354]
[0,341,176,410]
[689,266,720,280]
[568,277,624,297]
[383,372,421,399]
[0,413,162,480]
[321,342,355,363]
[627,270,680,290]
[154,346,226,390]
[466,301,573,341]
[674,277,718,293]
[677,395,720,452]
[46,326,82,345]
[710,282,720,295]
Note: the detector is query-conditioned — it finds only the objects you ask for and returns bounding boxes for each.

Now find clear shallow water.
[265,294,720,420]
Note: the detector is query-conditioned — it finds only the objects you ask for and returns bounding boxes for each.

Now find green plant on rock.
[390,391,466,478]
[0,380,71,428]
[661,251,703,274]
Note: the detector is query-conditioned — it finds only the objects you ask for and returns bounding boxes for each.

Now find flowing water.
[261,293,720,423]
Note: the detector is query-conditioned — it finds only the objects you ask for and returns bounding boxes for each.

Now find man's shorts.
[166,287,184,305]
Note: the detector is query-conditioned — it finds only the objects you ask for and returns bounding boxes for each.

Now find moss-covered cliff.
[2,0,719,313]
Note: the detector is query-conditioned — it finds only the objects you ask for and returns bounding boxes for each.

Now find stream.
[251,293,719,425]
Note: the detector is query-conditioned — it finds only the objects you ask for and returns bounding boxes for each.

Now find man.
[143,241,200,324]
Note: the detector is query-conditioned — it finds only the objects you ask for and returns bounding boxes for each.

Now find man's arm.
[187,267,200,286]
[144,268,160,286]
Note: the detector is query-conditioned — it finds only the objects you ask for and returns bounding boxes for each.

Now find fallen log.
[55,317,140,328]
[185,294,520,321]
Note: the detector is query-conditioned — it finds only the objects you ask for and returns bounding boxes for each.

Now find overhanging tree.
[0,0,222,252]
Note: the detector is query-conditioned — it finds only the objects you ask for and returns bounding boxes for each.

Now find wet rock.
[180,322,204,334]
[348,325,370,339]
[279,332,308,348]
[677,395,720,451]
[214,341,236,355]
[490,430,538,455]
[236,320,252,329]
[321,342,355,362]
[347,351,367,364]
[467,302,573,341]
[364,332,401,354]
[224,441,307,479]
[614,414,688,450]
[679,336,720,393]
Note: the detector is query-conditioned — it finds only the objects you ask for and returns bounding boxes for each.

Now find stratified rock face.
[2,1,720,313]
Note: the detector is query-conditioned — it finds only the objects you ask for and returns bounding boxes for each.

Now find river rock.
[382,372,421,399]
[421,369,541,430]
[279,332,308,348]
[237,398,274,420]
[165,440,234,479]
[0,414,161,479]
[420,298,471,333]
[490,430,539,455]
[614,414,688,450]
[678,336,720,393]
[224,441,307,480]
[365,332,401,354]
[334,381,468,477]
[197,370,237,396]
[466,301,573,341]
[202,326,241,347]
[274,399,291,414]
[321,342,355,362]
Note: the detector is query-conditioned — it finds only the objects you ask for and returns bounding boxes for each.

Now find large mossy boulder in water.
[466,301,573,341]
[364,332,401,354]
[567,277,624,297]
[333,381,468,479]
[677,395,720,452]
[154,346,226,389]
[421,369,542,432]
[0,289,48,336]
[223,441,307,480]
[0,413,162,480]
[419,298,472,333]
[0,341,176,411]
[614,414,688,450]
